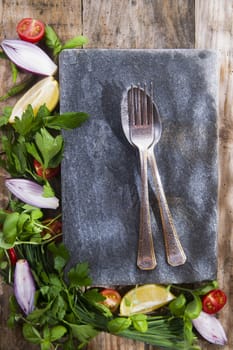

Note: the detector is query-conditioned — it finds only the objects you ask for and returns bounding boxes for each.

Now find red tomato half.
[202,289,227,314]
[33,159,60,180]
[100,289,121,312]
[17,18,45,43]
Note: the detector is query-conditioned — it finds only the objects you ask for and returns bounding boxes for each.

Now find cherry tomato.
[202,289,227,314]
[17,18,45,43]
[100,289,121,312]
[33,159,60,179]
[8,248,17,266]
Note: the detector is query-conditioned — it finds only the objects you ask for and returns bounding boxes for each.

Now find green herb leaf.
[169,294,186,316]
[68,262,92,288]
[48,242,70,272]
[23,323,42,344]
[3,212,20,244]
[107,317,132,334]
[194,281,218,295]
[43,182,55,198]
[185,294,202,319]
[62,35,88,49]
[50,325,67,341]
[66,323,98,343]
[44,112,89,130]
[44,25,63,56]
[35,128,64,168]
[130,314,148,333]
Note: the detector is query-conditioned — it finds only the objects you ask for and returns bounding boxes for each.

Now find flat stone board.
[59,49,218,285]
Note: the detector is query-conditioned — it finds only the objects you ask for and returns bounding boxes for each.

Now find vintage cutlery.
[127,84,157,270]
[121,83,186,267]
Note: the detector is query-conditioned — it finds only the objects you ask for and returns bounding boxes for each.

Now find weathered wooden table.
[0,1,232,349]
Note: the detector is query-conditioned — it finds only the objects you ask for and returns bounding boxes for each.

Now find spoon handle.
[148,149,186,266]
[137,149,157,270]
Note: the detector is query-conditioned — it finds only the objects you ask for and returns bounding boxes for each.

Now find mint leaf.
[68,262,92,288]
[62,36,88,49]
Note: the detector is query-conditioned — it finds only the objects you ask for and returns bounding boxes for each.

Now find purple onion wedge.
[5,178,59,209]
[192,311,227,345]
[14,259,36,315]
[1,39,57,76]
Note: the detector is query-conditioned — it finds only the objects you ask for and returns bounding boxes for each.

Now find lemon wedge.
[9,76,59,123]
[120,284,175,316]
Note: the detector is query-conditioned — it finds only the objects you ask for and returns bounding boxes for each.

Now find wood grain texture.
[0,0,232,349]
[83,0,194,48]
[195,1,233,350]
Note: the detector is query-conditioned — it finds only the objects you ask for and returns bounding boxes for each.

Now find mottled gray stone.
[59,49,218,285]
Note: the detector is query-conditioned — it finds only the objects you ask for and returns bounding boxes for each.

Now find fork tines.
[128,83,154,127]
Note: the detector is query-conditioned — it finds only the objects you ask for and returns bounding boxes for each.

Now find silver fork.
[128,83,157,270]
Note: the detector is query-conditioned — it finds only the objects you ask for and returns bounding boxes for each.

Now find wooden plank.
[0,0,82,40]
[0,2,82,350]
[83,0,194,48]
[195,1,233,350]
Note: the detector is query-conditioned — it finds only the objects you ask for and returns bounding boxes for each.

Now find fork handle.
[148,149,187,266]
[137,149,157,270]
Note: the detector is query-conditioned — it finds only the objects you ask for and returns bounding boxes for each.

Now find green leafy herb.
[62,35,88,49]
[44,25,62,57]
[44,111,89,130]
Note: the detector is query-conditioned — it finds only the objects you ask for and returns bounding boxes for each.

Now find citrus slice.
[9,76,59,123]
[120,284,175,316]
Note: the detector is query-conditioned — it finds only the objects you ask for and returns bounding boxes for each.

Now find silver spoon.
[121,84,186,267]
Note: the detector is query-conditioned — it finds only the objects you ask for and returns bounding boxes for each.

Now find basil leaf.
[130,314,148,333]
[185,294,202,319]
[194,281,218,295]
[169,294,186,316]
[44,25,62,56]
[62,35,88,49]
[107,317,132,334]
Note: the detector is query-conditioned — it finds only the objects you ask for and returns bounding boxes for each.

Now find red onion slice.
[5,178,59,209]
[1,39,57,76]
[192,311,227,345]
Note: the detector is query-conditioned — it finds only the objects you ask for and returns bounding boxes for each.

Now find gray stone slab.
[59,49,218,285]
